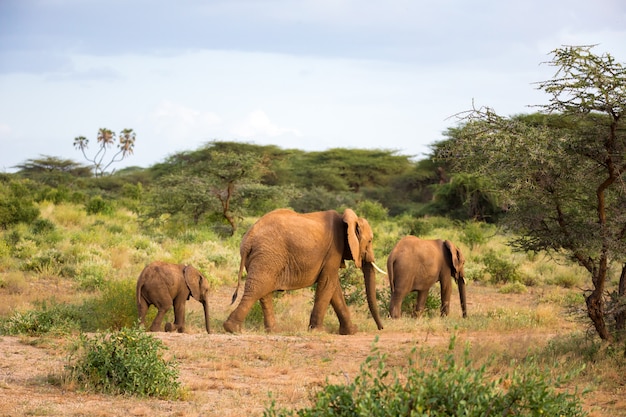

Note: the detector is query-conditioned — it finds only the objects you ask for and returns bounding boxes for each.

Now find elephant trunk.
[202,300,211,333]
[458,277,468,318]
[362,262,384,330]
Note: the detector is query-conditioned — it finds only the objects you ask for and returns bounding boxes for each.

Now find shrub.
[0,179,40,228]
[339,264,365,307]
[31,218,56,234]
[75,264,109,291]
[499,281,528,294]
[85,196,114,215]
[66,326,181,398]
[481,250,521,284]
[460,220,490,250]
[20,248,68,276]
[0,301,80,336]
[78,279,138,331]
[264,337,587,417]
[355,200,388,222]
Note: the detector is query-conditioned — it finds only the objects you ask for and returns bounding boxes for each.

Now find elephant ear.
[343,209,362,268]
[184,265,203,301]
[444,240,465,283]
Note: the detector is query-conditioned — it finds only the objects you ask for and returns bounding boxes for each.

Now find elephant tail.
[387,261,395,293]
[230,250,247,305]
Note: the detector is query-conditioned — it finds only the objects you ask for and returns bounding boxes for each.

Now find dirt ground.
[1,286,625,417]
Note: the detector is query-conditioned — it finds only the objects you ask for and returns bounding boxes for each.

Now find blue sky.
[1,0,625,172]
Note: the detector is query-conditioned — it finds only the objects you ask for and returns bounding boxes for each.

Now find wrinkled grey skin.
[387,236,467,319]
[136,261,211,333]
[223,208,384,335]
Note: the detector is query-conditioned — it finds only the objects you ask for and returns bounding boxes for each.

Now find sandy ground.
[1,286,625,416]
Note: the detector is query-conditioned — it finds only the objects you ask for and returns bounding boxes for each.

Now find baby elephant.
[387,236,467,319]
[136,261,211,333]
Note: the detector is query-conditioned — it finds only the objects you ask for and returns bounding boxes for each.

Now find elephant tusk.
[372,262,387,275]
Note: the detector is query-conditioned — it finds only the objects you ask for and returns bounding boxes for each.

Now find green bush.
[31,218,56,234]
[265,337,587,417]
[460,220,490,250]
[78,279,138,331]
[85,196,115,215]
[0,180,40,228]
[66,326,181,398]
[499,281,528,294]
[355,200,388,222]
[481,250,521,284]
[0,301,80,336]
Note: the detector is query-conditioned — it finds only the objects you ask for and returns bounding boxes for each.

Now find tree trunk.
[614,263,626,338]
[586,285,612,342]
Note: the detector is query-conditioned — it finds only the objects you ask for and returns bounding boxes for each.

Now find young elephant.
[387,236,467,319]
[136,261,211,333]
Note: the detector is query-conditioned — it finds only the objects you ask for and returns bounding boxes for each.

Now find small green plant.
[460,220,489,250]
[264,336,587,417]
[499,281,528,294]
[481,250,521,284]
[0,301,80,336]
[355,200,388,222]
[85,196,115,215]
[75,264,109,291]
[339,264,365,307]
[78,279,138,331]
[31,218,56,234]
[66,326,181,398]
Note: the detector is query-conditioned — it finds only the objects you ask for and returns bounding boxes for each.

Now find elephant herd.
[136,208,467,335]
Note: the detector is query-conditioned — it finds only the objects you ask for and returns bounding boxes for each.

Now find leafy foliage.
[0,178,40,228]
[265,337,587,417]
[439,45,626,341]
[78,279,139,331]
[0,300,81,336]
[481,250,522,284]
[66,326,181,398]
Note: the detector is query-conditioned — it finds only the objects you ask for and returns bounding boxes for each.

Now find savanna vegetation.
[0,45,624,416]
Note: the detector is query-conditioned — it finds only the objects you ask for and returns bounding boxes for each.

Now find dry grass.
[1,205,624,416]
[1,283,623,417]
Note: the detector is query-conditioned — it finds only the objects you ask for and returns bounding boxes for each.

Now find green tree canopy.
[440,45,626,341]
[14,155,92,186]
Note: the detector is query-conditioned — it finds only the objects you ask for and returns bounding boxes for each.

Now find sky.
[1,1,625,173]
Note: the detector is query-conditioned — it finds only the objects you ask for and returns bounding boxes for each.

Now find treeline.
[2,140,503,235]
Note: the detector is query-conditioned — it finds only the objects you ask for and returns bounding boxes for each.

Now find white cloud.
[231,110,302,138]
[150,100,221,142]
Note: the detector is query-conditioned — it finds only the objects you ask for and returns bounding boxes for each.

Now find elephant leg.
[414,290,429,318]
[224,292,259,333]
[389,290,406,319]
[308,276,336,331]
[170,298,187,333]
[440,279,452,317]
[330,285,357,335]
[259,293,276,332]
[149,306,170,332]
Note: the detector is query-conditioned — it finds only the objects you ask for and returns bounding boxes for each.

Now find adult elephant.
[223,208,385,335]
[136,261,211,333]
[387,236,467,319]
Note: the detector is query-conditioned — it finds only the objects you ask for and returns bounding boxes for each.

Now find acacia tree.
[145,148,268,235]
[73,128,136,177]
[440,45,626,341]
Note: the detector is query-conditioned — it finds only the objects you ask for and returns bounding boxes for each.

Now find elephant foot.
[223,319,241,334]
[165,322,174,332]
[339,323,358,335]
